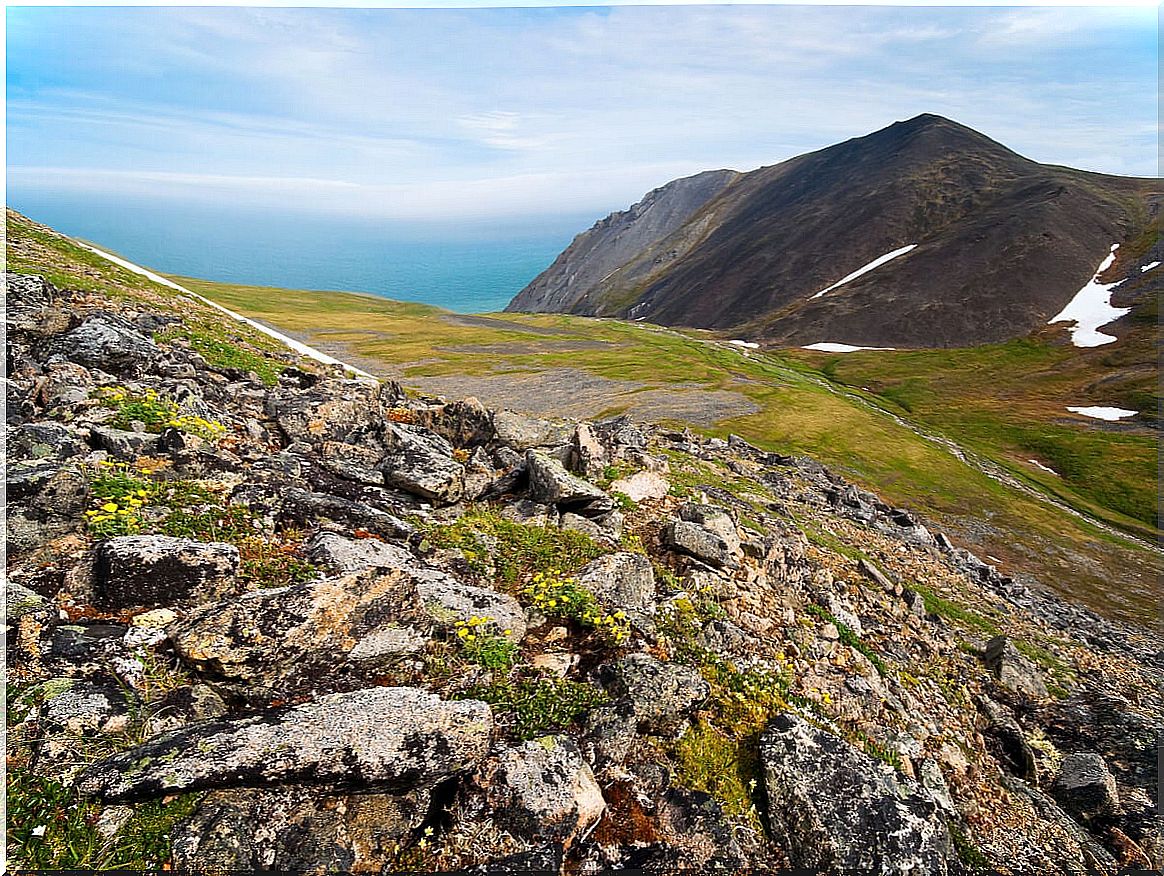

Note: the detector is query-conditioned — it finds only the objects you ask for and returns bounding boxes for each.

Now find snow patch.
[803,342,897,353]
[77,243,377,380]
[810,244,917,300]
[728,339,760,350]
[1047,244,1130,347]
[1141,261,1160,272]
[1027,459,1059,476]
[1066,406,1137,421]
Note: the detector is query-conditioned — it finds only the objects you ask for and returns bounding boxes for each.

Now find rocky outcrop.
[760,713,953,874]
[77,687,493,801]
[93,535,239,610]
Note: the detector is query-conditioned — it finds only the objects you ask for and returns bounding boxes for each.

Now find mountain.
[507,114,1160,347]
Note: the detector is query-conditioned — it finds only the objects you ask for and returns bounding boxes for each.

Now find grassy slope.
[165,274,1159,627]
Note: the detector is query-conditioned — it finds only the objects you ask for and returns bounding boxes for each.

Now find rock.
[51,623,126,660]
[38,678,133,734]
[485,735,605,847]
[414,397,496,448]
[662,520,736,568]
[6,579,50,621]
[982,636,1048,699]
[1053,752,1120,822]
[678,503,741,554]
[576,552,657,631]
[560,512,605,539]
[267,377,386,445]
[525,450,615,515]
[173,540,524,687]
[601,653,708,732]
[57,318,158,375]
[77,686,493,802]
[648,787,748,870]
[8,421,85,460]
[93,535,239,610]
[760,712,952,874]
[380,423,465,504]
[172,785,429,872]
[979,696,1038,783]
[609,470,670,503]
[571,422,608,478]
[89,425,157,459]
[500,499,557,528]
[493,410,572,451]
[318,440,384,485]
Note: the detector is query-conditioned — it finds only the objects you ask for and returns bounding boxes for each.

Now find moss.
[668,719,764,829]
[422,508,603,586]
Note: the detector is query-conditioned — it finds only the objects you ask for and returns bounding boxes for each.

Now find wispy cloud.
[6,6,1157,220]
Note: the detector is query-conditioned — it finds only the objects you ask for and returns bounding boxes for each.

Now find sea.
[7,193,592,314]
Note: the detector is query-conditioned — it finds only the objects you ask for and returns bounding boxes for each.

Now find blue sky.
[6,4,1158,222]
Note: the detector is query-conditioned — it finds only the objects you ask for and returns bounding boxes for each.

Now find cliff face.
[508,114,1158,348]
[505,168,739,314]
[6,213,1162,873]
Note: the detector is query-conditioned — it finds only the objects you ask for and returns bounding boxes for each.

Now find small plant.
[237,534,318,589]
[94,387,226,441]
[523,569,630,645]
[454,616,518,670]
[85,461,154,537]
[460,677,609,740]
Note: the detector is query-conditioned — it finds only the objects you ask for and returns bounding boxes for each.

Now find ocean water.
[7,194,590,313]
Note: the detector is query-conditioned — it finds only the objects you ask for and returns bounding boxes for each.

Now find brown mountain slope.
[509,114,1159,348]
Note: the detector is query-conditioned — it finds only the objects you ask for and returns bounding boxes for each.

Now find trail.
[77,243,377,381]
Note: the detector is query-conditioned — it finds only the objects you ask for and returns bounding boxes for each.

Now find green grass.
[8,209,1158,626]
[457,678,609,741]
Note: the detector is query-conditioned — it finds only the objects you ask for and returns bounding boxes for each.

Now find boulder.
[571,422,608,479]
[414,397,496,448]
[89,425,157,459]
[267,377,386,445]
[493,410,572,451]
[609,470,670,503]
[600,653,708,732]
[526,450,615,515]
[760,712,952,875]
[678,503,741,555]
[76,687,494,802]
[6,579,50,622]
[172,785,429,872]
[662,520,736,568]
[37,678,133,734]
[57,318,158,375]
[982,636,1048,699]
[576,552,657,631]
[318,441,384,485]
[94,535,239,610]
[1052,752,1120,822]
[379,423,465,504]
[485,735,605,847]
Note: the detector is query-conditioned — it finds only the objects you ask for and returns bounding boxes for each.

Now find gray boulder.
[982,636,1048,699]
[526,450,615,515]
[760,712,952,875]
[267,377,386,445]
[1052,752,1120,822]
[77,687,493,802]
[601,653,708,732]
[318,440,384,485]
[94,535,239,610]
[58,318,158,375]
[38,678,133,734]
[485,735,605,848]
[570,422,608,479]
[379,423,465,504]
[89,425,157,459]
[493,410,572,451]
[414,397,496,448]
[662,520,736,568]
[6,578,50,622]
[576,552,657,631]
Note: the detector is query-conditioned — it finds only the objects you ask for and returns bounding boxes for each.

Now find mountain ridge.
[507,114,1159,348]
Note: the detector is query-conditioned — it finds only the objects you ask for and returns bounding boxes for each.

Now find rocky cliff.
[508,114,1159,348]
[6,216,1162,873]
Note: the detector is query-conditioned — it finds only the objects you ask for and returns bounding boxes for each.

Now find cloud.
[6,6,1157,221]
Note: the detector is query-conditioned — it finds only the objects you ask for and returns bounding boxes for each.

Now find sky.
[6,4,1159,223]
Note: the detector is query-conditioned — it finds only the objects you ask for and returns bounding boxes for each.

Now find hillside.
[507,114,1160,348]
[6,210,1163,873]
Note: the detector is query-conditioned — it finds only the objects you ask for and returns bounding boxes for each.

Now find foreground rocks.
[6,251,1163,875]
